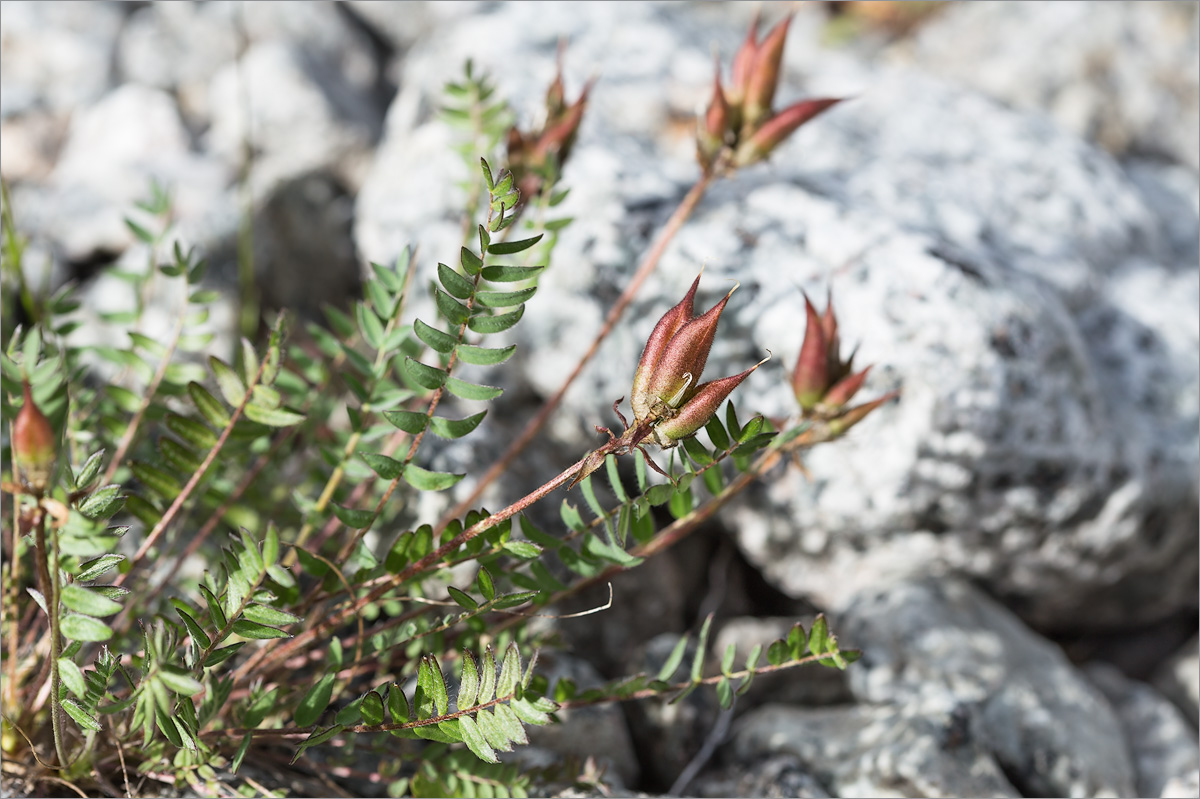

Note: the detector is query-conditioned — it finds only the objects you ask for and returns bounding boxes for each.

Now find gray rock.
[839,578,1136,797]
[1087,662,1200,799]
[207,39,381,198]
[353,3,1198,631]
[1162,770,1200,799]
[0,0,124,117]
[522,652,640,789]
[694,754,832,798]
[119,1,385,131]
[730,703,1019,798]
[1155,635,1200,730]
[11,83,232,262]
[907,1,1200,169]
[621,633,719,790]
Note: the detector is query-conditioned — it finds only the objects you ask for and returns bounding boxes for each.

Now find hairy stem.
[32,506,66,766]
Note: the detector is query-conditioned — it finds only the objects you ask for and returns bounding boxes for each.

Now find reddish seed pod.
[13,379,56,492]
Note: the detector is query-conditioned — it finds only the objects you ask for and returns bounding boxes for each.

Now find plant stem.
[232,423,648,685]
[435,169,717,529]
[32,505,66,766]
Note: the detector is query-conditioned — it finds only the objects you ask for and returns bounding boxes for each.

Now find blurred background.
[2,2,1197,796]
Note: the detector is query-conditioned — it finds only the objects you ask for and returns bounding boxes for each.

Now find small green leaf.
[58,658,87,699]
[61,584,122,617]
[787,622,806,660]
[232,732,253,774]
[808,615,829,657]
[475,288,537,308]
[75,554,125,582]
[382,410,428,434]
[402,357,447,390]
[209,356,246,406]
[716,676,734,710]
[332,505,376,529]
[429,411,487,439]
[466,305,524,335]
[124,217,155,244]
[481,264,544,282]
[444,377,503,401]
[705,416,731,452]
[242,604,301,627]
[766,639,788,666]
[438,263,475,299]
[295,674,336,727]
[361,691,385,726]
[61,698,103,732]
[435,288,470,325]
[403,464,464,492]
[487,234,543,255]
[389,684,410,723]
[459,715,498,763]
[188,382,231,427]
[456,343,516,366]
[644,484,674,506]
[166,413,218,450]
[476,567,496,602]
[413,319,458,353]
[73,449,106,489]
[721,642,737,676]
[502,540,541,559]
[231,619,290,640]
[418,655,450,717]
[78,485,125,520]
[459,650,480,710]
[130,461,182,500]
[60,614,113,642]
[359,451,404,480]
[292,724,343,763]
[448,586,478,611]
[460,247,484,276]
[204,643,245,667]
[159,666,204,696]
[478,647,497,703]
[657,637,689,682]
[497,643,521,697]
[176,607,212,649]
[244,404,305,427]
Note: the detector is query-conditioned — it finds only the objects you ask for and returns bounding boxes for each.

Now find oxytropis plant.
[1,13,894,798]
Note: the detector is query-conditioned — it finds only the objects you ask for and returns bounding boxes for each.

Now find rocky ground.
[2,1,1197,797]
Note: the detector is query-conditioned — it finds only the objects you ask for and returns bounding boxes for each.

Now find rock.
[729,703,1018,798]
[694,754,832,799]
[521,652,639,789]
[907,1,1200,169]
[1087,662,1200,799]
[620,633,719,791]
[1155,635,1200,730]
[10,83,231,264]
[1162,770,1200,799]
[353,3,1198,631]
[119,1,387,132]
[838,578,1136,797]
[0,0,124,117]
[207,39,382,197]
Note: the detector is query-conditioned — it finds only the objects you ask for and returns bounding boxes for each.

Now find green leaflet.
[456,343,515,366]
[444,377,503,401]
[467,305,524,334]
[429,411,487,439]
